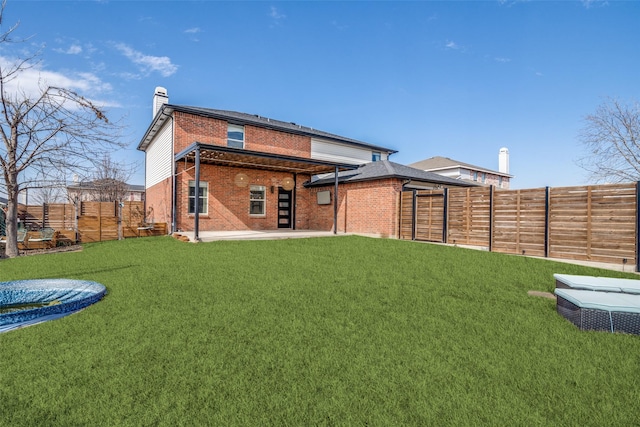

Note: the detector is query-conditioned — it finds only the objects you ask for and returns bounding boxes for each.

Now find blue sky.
[3,0,639,189]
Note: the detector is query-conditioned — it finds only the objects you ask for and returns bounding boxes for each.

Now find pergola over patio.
[174,142,359,240]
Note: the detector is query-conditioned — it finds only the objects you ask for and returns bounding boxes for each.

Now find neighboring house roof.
[305,160,476,187]
[0,196,7,205]
[409,156,513,178]
[67,182,145,192]
[138,104,397,155]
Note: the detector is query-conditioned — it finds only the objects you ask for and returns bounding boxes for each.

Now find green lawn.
[1,236,639,426]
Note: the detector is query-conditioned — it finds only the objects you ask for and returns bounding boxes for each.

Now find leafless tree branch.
[0,2,126,257]
[576,97,640,183]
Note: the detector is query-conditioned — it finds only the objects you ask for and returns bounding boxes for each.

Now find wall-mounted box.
[317,191,331,205]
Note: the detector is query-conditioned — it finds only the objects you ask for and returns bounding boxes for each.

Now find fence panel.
[122,201,145,238]
[77,216,101,243]
[415,190,445,242]
[492,188,547,257]
[12,200,164,244]
[400,182,637,269]
[45,204,75,231]
[549,184,636,265]
[399,191,414,240]
[447,187,491,247]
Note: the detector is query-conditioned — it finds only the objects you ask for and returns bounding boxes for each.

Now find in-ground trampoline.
[0,279,106,333]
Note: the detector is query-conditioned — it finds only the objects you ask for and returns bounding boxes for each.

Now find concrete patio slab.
[179,230,344,242]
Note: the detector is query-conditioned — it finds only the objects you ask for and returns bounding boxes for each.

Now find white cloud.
[269,6,286,27]
[0,55,117,106]
[445,40,460,50]
[185,27,201,34]
[115,43,178,77]
[331,20,349,31]
[494,57,511,63]
[582,0,608,8]
[54,44,82,55]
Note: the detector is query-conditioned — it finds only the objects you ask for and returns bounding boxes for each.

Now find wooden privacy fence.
[400,183,638,271]
[15,201,166,243]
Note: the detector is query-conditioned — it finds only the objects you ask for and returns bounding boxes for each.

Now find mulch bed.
[1,245,83,259]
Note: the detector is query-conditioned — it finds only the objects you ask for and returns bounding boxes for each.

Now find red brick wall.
[162,111,401,236]
[175,162,312,232]
[245,126,310,157]
[308,179,402,238]
[145,177,173,227]
[174,111,227,153]
[173,112,311,157]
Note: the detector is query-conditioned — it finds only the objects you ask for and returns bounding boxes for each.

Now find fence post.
[443,188,449,244]
[545,186,550,258]
[411,189,417,241]
[117,201,123,240]
[489,186,494,252]
[636,181,639,273]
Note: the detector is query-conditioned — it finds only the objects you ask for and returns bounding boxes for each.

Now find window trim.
[227,123,245,149]
[249,185,266,217]
[188,180,208,215]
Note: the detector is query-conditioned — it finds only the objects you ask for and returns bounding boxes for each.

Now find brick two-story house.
[137,88,472,239]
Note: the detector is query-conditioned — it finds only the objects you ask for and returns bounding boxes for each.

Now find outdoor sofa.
[554,273,640,294]
[554,288,640,335]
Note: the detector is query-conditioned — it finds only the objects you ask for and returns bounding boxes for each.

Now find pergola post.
[194,146,200,241]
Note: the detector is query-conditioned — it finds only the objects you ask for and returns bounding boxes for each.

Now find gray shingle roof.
[305,160,476,187]
[409,156,511,177]
[156,104,396,153]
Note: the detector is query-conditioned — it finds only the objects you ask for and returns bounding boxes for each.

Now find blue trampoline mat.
[0,279,106,333]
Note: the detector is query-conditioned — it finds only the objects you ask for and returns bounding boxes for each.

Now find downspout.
[194,145,200,242]
[172,162,177,233]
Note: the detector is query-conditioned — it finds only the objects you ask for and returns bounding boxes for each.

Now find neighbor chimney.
[499,147,509,174]
[153,87,168,119]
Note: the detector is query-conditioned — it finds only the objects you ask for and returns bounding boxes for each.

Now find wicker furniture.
[554,274,640,295]
[554,288,640,335]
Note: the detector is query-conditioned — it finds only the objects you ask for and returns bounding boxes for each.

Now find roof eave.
[137,104,175,152]
[167,105,397,154]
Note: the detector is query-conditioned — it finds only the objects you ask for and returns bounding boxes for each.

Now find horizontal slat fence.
[399,191,414,240]
[548,184,636,265]
[400,182,638,270]
[447,187,491,247]
[493,188,547,257]
[13,201,166,244]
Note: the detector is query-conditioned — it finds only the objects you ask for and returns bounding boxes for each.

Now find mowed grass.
[1,236,639,426]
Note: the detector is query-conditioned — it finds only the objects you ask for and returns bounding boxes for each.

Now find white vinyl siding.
[145,120,173,188]
[311,138,387,165]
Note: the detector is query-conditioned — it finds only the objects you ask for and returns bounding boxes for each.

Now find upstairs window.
[250,185,266,216]
[372,151,381,162]
[227,124,245,149]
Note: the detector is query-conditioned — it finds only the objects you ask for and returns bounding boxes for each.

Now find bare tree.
[30,185,66,205]
[0,2,126,258]
[577,97,640,183]
[87,155,135,202]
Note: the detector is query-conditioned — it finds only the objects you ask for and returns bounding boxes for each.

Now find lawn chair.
[28,227,56,249]
[0,229,28,249]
